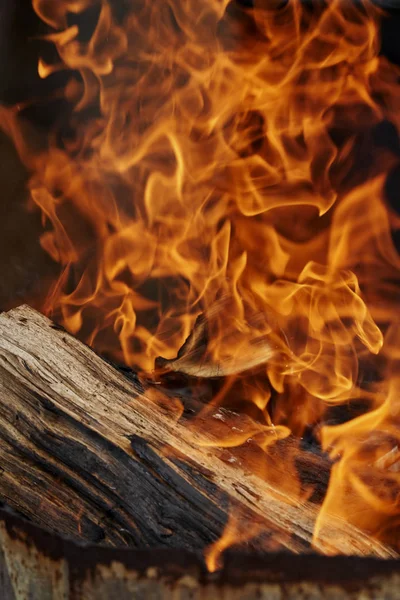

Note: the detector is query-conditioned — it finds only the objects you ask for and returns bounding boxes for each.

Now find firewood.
[155,302,274,377]
[0,305,395,558]
[1,507,400,600]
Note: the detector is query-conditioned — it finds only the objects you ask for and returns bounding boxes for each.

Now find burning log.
[0,304,396,560]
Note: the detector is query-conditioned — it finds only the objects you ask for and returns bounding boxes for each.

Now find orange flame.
[205,511,260,572]
[3,0,400,561]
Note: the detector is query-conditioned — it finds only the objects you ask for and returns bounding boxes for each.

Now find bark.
[1,506,400,600]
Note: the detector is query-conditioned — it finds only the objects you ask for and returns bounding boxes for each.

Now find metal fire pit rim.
[1,501,400,589]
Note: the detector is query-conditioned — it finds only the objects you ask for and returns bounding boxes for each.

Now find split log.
[0,305,395,558]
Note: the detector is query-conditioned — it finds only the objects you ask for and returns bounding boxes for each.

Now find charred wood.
[0,305,395,558]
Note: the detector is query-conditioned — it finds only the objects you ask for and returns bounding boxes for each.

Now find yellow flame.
[2,0,400,561]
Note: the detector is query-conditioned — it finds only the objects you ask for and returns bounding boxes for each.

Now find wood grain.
[0,305,395,558]
[1,505,400,600]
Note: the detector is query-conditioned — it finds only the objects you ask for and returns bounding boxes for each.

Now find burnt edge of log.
[1,501,400,592]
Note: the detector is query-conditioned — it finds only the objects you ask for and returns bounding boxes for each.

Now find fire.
[205,511,260,573]
[3,0,400,568]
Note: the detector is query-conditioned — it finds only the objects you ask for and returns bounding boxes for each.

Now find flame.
[3,0,400,562]
[205,510,261,572]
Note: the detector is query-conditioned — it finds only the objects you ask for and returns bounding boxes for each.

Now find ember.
[1,0,400,571]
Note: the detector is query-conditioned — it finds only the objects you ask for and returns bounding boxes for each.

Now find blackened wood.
[0,305,396,558]
[0,360,228,548]
[1,504,400,600]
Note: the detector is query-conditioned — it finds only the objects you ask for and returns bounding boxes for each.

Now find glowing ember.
[3,0,400,569]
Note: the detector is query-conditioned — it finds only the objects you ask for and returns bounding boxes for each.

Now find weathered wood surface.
[1,505,400,600]
[0,305,396,558]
